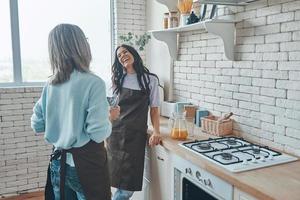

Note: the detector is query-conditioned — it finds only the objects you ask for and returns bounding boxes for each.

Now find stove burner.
[197,143,211,150]
[181,137,294,172]
[220,152,233,160]
[227,139,237,145]
[252,148,260,154]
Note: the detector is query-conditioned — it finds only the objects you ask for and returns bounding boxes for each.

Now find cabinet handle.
[157,156,164,161]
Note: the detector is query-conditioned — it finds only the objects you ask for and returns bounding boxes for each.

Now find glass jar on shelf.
[192,0,201,18]
[163,12,169,29]
[168,11,178,28]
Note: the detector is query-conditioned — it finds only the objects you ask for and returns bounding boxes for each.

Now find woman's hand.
[149,132,161,147]
[109,106,120,121]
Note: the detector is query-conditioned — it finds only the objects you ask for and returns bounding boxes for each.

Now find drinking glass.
[107,95,119,107]
[186,117,195,138]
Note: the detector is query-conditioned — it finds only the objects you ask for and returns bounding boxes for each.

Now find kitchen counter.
[148,117,300,200]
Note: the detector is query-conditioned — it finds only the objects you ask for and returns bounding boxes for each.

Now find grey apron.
[45,141,111,200]
[106,87,149,191]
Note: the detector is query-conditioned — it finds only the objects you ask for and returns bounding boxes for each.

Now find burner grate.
[180,136,297,172]
[227,139,237,145]
[221,152,233,160]
[181,137,283,165]
[211,152,241,165]
[197,143,211,150]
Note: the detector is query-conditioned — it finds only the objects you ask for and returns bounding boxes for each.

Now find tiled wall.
[2,0,299,197]
[0,0,147,197]
[173,0,300,156]
[0,87,51,197]
[113,0,147,58]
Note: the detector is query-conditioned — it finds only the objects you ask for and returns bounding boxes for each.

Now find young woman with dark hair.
[31,23,120,200]
[107,44,162,200]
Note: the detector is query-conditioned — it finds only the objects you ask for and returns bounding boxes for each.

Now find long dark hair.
[48,24,91,85]
[112,44,161,95]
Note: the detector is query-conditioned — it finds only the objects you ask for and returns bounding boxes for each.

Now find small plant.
[119,32,151,51]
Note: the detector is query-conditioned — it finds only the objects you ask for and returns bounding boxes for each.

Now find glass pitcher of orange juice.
[169,112,188,140]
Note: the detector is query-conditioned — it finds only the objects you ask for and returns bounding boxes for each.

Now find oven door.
[182,177,219,200]
[174,168,224,200]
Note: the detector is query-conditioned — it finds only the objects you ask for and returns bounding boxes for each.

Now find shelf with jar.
[149,19,235,60]
[150,0,236,60]
[197,0,258,6]
[155,0,257,9]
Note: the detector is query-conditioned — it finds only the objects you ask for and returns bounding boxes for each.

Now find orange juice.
[171,128,188,140]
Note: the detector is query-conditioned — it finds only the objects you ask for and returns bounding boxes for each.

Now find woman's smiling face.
[117,47,135,71]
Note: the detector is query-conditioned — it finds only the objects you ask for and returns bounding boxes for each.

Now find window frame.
[0,0,114,88]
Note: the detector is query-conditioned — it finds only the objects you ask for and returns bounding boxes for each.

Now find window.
[0,0,112,86]
[0,0,13,83]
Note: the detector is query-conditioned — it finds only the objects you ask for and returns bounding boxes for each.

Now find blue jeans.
[112,189,134,200]
[50,159,86,200]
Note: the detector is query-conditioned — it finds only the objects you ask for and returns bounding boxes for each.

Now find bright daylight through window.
[0,0,13,83]
[0,0,112,87]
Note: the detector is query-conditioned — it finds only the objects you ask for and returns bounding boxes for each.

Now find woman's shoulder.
[148,74,159,84]
[73,71,106,92]
[80,71,105,84]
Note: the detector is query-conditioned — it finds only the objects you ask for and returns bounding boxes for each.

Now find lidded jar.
[163,12,169,29]
[169,11,178,28]
[169,112,188,140]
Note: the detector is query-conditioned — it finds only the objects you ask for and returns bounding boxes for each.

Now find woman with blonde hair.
[31,23,119,200]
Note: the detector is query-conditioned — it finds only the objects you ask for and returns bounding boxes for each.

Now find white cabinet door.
[234,188,258,200]
[149,145,171,200]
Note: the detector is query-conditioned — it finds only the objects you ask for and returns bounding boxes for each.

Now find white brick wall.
[173,0,300,156]
[0,87,51,197]
[1,0,299,196]
[113,0,147,58]
[0,1,147,197]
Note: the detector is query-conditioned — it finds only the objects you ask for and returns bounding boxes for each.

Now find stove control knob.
[252,158,258,163]
[185,168,192,175]
[242,159,248,165]
[260,157,266,162]
[196,171,201,180]
[268,155,274,160]
[204,179,212,187]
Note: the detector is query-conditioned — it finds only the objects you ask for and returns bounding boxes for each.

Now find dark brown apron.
[106,87,149,191]
[45,140,111,200]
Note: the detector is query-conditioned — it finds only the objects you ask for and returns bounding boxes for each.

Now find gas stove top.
[180,137,298,172]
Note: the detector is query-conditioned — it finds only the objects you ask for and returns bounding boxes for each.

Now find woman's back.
[31,23,114,200]
[32,70,111,150]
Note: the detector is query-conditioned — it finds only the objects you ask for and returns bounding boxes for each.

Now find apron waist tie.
[50,149,67,200]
